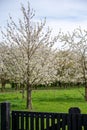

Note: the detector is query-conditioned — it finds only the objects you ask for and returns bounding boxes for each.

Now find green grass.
[0,87,87,113]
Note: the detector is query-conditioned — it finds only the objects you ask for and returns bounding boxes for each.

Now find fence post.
[68,107,81,130]
[1,102,10,130]
[69,107,81,114]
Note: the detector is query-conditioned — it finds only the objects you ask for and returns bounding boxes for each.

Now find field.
[0,86,87,113]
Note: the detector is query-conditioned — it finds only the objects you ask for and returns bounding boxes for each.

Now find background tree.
[0,45,10,91]
[54,49,80,88]
[0,2,59,109]
[59,28,87,100]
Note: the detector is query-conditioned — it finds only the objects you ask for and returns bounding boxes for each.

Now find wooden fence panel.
[45,114,49,130]
[25,114,29,130]
[77,114,82,130]
[12,111,87,130]
[56,114,61,130]
[82,114,87,130]
[36,114,39,130]
[41,114,44,130]
[61,114,67,130]
[21,113,24,130]
[1,102,87,130]
[12,112,19,130]
[67,114,72,130]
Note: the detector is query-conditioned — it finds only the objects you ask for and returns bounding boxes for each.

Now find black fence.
[1,102,87,130]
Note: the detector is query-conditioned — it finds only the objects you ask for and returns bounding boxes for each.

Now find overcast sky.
[0,0,87,37]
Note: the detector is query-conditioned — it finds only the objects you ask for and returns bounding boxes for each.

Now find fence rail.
[1,102,87,130]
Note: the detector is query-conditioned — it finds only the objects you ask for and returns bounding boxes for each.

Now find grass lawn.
[0,87,87,113]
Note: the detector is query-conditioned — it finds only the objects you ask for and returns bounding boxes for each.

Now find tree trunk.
[85,86,87,101]
[84,75,87,101]
[1,82,5,92]
[22,88,25,99]
[1,78,6,92]
[26,83,32,110]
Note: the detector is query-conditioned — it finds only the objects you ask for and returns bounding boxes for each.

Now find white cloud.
[47,19,87,34]
[29,0,87,22]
